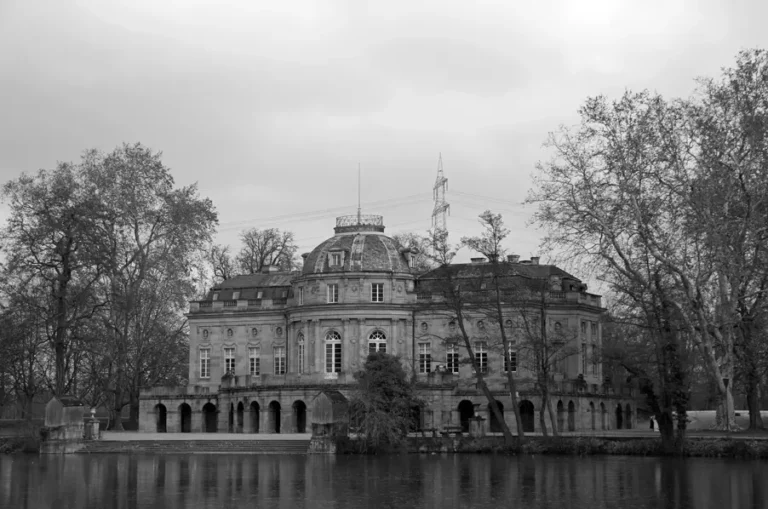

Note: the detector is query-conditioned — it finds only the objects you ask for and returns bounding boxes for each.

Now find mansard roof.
[415,261,583,292]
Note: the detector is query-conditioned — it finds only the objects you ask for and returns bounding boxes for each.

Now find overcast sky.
[1,0,767,267]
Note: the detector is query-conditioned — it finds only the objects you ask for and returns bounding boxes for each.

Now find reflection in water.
[1,453,767,508]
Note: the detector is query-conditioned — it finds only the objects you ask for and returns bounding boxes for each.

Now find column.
[359,318,367,363]
[342,319,350,374]
[314,320,322,373]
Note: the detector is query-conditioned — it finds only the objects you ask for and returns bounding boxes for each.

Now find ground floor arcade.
[139,386,636,435]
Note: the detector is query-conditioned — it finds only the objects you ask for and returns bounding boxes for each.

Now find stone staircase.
[78,439,311,454]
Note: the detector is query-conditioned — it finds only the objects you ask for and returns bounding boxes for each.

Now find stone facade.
[139,215,637,434]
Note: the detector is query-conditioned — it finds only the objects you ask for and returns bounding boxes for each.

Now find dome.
[302,215,412,275]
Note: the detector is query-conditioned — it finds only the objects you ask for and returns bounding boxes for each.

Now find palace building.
[139,215,636,434]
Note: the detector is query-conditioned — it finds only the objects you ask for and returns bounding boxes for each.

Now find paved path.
[101,432,312,441]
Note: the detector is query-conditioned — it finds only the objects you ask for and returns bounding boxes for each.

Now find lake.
[1,453,766,508]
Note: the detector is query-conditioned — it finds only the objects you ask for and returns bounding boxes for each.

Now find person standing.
[649,415,655,431]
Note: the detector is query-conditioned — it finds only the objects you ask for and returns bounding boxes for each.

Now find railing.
[223,300,237,307]
[336,214,383,227]
[199,301,212,308]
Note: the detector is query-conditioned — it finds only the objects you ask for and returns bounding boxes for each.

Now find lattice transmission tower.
[431,153,450,233]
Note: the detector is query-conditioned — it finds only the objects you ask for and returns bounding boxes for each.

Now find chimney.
[531,256,540,265]
[301,252,310,260]
[470,257,487,264]
[507,254,520,263]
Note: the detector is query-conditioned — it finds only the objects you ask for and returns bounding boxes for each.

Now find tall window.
[591,322,598,341]
[581,343,587,374]
[331,253,342,266]
[297,334,305,374]
[418,343,431,373]
[504,346,517,373]
[249,347,260,376]
[591,345,598,375]
[298,287,304,305]
[274,346,286,375]
[368,330,387,353]
[581,321,587,338]
[371,283,384,302]
[224,347,235,374]
[327,284,339,303]
[474,342,488,373]
[200,348,210,378]
[325,331,342,373]
[446,344,459,374]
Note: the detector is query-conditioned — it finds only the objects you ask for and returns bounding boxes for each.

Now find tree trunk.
[714,382,737,430]
[658,411,676,454]
[545,388,559,437]
[538,398,548,437]
[747,382,764,430]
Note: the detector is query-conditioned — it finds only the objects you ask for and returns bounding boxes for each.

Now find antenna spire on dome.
[357,163,361,224]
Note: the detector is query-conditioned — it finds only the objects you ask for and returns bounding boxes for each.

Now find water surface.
[1,453,766,508]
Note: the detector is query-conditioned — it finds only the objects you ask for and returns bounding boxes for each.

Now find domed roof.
[302,215,412,275]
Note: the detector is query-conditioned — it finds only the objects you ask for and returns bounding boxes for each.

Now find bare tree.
[236,228,298,273]
[529,49,768,430]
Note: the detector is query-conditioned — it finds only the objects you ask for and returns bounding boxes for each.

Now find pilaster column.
[314,320,322,373]
[342,319,350,372]
[359,318,367,362]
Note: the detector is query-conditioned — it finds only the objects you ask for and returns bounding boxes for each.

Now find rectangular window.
[504,347,517,373]
[446,344,459,374]
[249,347,260,376]
[274,346,286,375]
[474,342,488,374]
[224,347,235,374]
[418,343,431,373]
[591,322,598,342]
[232,291,240,300]
[325,343,342,373]
[331,253,342,266]
[257,291,263,299]
[581,321,587,337]
[371,283,384,302]
[200,348,210,378]
[212,292,219,301]
[591,345,598,375]
[327,284,339,303]
[581,343,587,374]
[298,287,304,305]
[297,342,305,374]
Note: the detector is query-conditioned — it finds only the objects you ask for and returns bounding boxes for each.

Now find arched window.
[325,331,342,374]
[368,330,387,354]
[297,333,305,374]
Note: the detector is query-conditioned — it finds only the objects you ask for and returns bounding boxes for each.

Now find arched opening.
[556,400,565,432]
[625,404,632,429]
[155,404,167,433]
[519,400,535,432]
[202,402,217,433]
[236,402,244,433]
[589,402,596,430]
[410,405,423,432]
[615,404,624,430]
[250,402,260,433]
[600,402,606,430]
[179,403,192,433]
[293,401,307,433]
[368,330,387,354]
[567,401,576,431]
[228,403,235,433]
[458,400,475,433]
[269,401,281,434]
[488,401,504,433]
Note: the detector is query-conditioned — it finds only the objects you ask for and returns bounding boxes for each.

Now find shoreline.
[5,433,768,459]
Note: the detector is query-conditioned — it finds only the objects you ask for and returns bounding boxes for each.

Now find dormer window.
[408,253,415,268]
[232,291,240,300]
[257,291,263,299]
[212,292,219,301]
[330,251,343,267]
